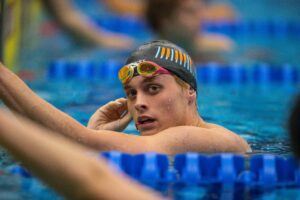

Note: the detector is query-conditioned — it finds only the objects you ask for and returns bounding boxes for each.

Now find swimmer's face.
[123,74,192,136]
[168,0,203,38]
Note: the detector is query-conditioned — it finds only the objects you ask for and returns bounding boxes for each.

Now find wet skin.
[124,74,194,136]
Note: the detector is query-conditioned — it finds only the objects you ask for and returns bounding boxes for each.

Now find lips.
[135,116,156,130]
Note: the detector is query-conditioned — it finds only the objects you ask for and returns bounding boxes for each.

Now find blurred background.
[1,0,300,73]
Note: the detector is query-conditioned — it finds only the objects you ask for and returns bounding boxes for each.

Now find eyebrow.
[123,76,159,90]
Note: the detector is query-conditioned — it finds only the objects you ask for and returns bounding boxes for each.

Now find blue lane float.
[47,59,123,80]
[47,60,300,85]
[102,151,175,183]
[196,62,299,85]
[7,152,300,187]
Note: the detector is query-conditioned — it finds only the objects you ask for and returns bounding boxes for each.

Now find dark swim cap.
[126,40,197,91]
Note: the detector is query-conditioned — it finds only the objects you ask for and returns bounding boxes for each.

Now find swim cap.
[125,40,197,91]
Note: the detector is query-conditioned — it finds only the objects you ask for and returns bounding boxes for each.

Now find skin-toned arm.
[203,3,237,22]
[0,110,163,200]
[42,0,134,49]
[102,0,145,17]
[151,126,251,154]
[0,63,93,143]
[197,33,234,53]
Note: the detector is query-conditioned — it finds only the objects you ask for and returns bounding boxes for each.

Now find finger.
[123,112,132,123]
[102,101,123,113]
[115,98,128,109]
[110,99,128,114]
[115,98,127,104]
[118,112,132,130]
[108,99,127,109]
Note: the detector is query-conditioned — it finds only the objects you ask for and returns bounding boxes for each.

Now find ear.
[187,85,196,105]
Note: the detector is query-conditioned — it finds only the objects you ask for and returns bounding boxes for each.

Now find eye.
[147,84,161,94]
[126,89,137,99]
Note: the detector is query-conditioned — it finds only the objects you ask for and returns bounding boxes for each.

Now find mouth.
[135,116,157,130]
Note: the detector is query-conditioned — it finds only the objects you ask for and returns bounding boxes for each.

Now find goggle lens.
[137,63,158,76]
[118,65,133,84]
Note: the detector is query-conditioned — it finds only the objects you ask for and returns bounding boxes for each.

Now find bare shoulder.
[152,125,251,155]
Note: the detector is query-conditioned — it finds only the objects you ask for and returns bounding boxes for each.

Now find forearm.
[103,0,145,17]
[0,64,86,142]
[44,0,107,45]
[0,111,162,200]
[58,9,106,45]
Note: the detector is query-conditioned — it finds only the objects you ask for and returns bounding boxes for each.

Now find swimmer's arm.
[0,63,92,141]
[0,110,163,200]
[42,0,133,49]
[81,125,250,154]
[150,126,251,154]
[103,0,145,17]
[197,33,234,52]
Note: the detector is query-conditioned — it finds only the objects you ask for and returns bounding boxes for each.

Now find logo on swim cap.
[125,40,197,91]
[154,46,194,75]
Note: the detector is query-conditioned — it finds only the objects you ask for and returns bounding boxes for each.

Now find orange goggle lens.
[118,65,133,84]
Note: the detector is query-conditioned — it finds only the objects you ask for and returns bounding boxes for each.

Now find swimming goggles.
[118,60,171,84]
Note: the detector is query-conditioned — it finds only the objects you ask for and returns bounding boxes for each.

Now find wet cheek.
[160,98,177,114]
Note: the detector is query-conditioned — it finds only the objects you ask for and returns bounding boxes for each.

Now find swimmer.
[0,40,250,155]
[145,0,234,62]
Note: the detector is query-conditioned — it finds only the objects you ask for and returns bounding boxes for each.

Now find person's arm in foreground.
[42,0,134,49]
[0,110,163,200]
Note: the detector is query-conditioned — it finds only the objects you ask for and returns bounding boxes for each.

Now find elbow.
[233,137,251,154]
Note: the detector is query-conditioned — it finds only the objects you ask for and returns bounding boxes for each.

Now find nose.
[134,93,148,113]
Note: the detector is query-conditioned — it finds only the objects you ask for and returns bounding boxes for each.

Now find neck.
[187,111,205,127]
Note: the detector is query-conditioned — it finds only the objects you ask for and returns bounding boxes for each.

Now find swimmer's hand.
[87,98,132,131]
